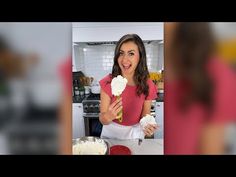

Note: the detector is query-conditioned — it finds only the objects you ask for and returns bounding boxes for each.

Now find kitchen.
[72,23,164,154]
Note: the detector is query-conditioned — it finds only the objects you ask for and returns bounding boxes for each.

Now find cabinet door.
[72,103,84,139]
[73,23,163,42]
[154,102,163,139]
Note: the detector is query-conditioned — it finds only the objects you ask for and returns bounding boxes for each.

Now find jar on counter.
[79,87,85,97]
[74,86,79,96]
[73,80,80,96]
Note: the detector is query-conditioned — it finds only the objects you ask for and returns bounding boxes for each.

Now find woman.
[165,22,236,154]
[99,34,158,140]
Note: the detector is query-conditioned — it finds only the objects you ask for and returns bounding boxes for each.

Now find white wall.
[73,22,163,42]
[211,22,236,40]
[73,43,85,72]
[157,43,164,71]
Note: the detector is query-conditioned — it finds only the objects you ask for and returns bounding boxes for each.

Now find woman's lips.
[122,64,131,70]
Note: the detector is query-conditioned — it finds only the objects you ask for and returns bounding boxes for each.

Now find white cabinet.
[72,22,163,42]
[154,102,164,139]
[72,103,84,139]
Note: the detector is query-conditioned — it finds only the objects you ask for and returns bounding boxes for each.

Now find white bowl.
[72,136,109,155]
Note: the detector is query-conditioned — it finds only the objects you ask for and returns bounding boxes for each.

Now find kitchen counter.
[105,139,163,155]
[73,93,164,103]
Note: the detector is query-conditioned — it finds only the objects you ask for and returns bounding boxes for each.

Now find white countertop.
[105,139,163,155]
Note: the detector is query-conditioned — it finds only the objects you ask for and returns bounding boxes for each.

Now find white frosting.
[73,141,107,155]
[111,75,128,96]
[140,114,157,129]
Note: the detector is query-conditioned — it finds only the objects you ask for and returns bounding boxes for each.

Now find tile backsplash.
[73,41,163,81]
[84,45,115,81]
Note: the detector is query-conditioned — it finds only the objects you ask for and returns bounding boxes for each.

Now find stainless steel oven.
[82,94,102,137]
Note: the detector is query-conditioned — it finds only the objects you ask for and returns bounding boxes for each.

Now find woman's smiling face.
[118,41,140,76]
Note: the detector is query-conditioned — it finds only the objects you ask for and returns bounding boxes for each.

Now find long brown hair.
[171,22,215,109]
[112,34,149,97]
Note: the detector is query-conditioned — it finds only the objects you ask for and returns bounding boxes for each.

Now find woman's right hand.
[106,97,123,121]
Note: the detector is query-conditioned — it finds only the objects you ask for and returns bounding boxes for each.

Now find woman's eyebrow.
[119,49,135,53]
[128,50,135,53]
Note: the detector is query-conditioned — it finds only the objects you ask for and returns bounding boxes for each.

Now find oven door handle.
[83,114,99,118]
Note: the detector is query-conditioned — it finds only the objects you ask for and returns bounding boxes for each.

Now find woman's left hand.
[143,124,159,137]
